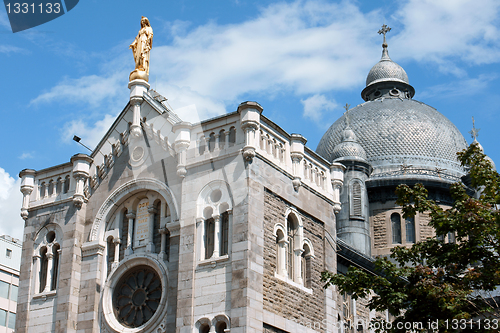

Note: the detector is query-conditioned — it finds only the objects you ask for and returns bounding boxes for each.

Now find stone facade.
[263,190,325,326]
[15,29,471,333]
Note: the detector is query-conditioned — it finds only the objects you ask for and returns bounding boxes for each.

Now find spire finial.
[469,116,480,141]
[378,24,391,48]
[344,103,351,128]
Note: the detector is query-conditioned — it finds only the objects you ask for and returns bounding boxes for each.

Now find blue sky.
[1,0,499,239]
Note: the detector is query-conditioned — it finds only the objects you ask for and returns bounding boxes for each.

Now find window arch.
[33,226,62,295]
[212,314,230,333]
[405,216,415,243]
[197,181,233,261]
[274,208,310,286]
[391,213,402,244]
[350,179,363,218]
[301,239,315,289]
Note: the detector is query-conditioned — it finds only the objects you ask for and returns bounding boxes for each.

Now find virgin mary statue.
[130,16,153,81]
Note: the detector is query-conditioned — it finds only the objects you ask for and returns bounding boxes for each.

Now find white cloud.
[0,168,24,241]
[0,45,25,54]
[153,0,378,103]
[301,94,337,123]
[392,0,500,69]
[419,74,498,99]
[30,0,500,140]
[62,114,116,149]
[18,152,34,160]
[30,72,126,108]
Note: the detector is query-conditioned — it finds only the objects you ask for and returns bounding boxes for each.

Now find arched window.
[205,218,215,259]
[301,242,314,288]
[34,228,61,295]
[197,182,232,262]
[48,180,54,196]
[199,324,210,333]
[391,213,402,244]
[405,216,415,243]
[216,321,227,333]
[228,127,236,147]
[39,247,48,293]
[219,129,226,150]
[208,133,216,152]
[39,182,46,199]
[286,215,296,280]
[350,180,363,218]
[199,136,206,155]
[64,175,70,193]
[221,212,229,256]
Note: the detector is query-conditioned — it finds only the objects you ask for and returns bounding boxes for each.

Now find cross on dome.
[343,103,351,128]
[469,116,480,141]
[378,24,391,47]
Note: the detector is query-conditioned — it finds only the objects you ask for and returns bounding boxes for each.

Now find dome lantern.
[361,25,415,102]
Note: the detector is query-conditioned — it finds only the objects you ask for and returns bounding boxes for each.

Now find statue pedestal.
[129,69,149,82]
[128,79,150,138]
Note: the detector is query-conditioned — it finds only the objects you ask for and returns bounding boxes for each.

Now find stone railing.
[301,152,330,192]
[195,125,238,157]
[36,172,73,202]
[257,127,287,168]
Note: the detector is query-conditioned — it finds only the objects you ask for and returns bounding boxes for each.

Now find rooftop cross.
[469,116,480,141]
[344,103,351,127]
[378,24,391,47]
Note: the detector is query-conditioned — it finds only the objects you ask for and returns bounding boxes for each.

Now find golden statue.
[129,16,153,81]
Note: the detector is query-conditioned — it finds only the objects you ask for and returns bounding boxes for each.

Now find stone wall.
[263,189,325,328]
[372,209,387,249]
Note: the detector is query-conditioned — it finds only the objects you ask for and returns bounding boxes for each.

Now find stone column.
[212,214,221,258]
[71,154,92,209]
[128,80,149,138]
[147,206,157,252]
[125,212,135,255]
[32,254,40,293]
[215,133,220,150]
[44,250,54,292]
[238,101,263,162]
[112,239,120,269]
[277,239,288,276]
[19,169,35,220]
[290,134,307,191]
[294,248,304,285]
[173,122,192,178]
[159,227,168,260]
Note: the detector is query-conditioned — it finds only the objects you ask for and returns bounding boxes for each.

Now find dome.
[330,127,368,162]
[318,27,467,180]
[316,98,468,176]
[366,48,409,86]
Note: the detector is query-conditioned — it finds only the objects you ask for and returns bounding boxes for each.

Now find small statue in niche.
[129,16,153,81]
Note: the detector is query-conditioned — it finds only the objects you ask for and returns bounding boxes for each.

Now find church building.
[15,24,474,333]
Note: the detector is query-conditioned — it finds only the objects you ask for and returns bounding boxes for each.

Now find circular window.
[46,231,55,243]
[210,189,222,203]
[390,88,399,96]
[113,266,162,328]
[132,146,145,161]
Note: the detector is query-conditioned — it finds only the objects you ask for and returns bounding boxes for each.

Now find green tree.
[322,144,500,332]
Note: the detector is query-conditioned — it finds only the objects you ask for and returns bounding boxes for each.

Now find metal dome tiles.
[316,98,468,173]
[331,141,367,161]
[366,56,409,86]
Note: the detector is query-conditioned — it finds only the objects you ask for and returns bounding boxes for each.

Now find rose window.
[113,266,162,327]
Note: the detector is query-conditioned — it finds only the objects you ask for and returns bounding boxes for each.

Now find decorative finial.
[344,103,350,128]
[378,24,391,48]
[469,116,480,141]
[129,16,154,82]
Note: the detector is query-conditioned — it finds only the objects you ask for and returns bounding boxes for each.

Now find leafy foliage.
[322,144,500,332]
